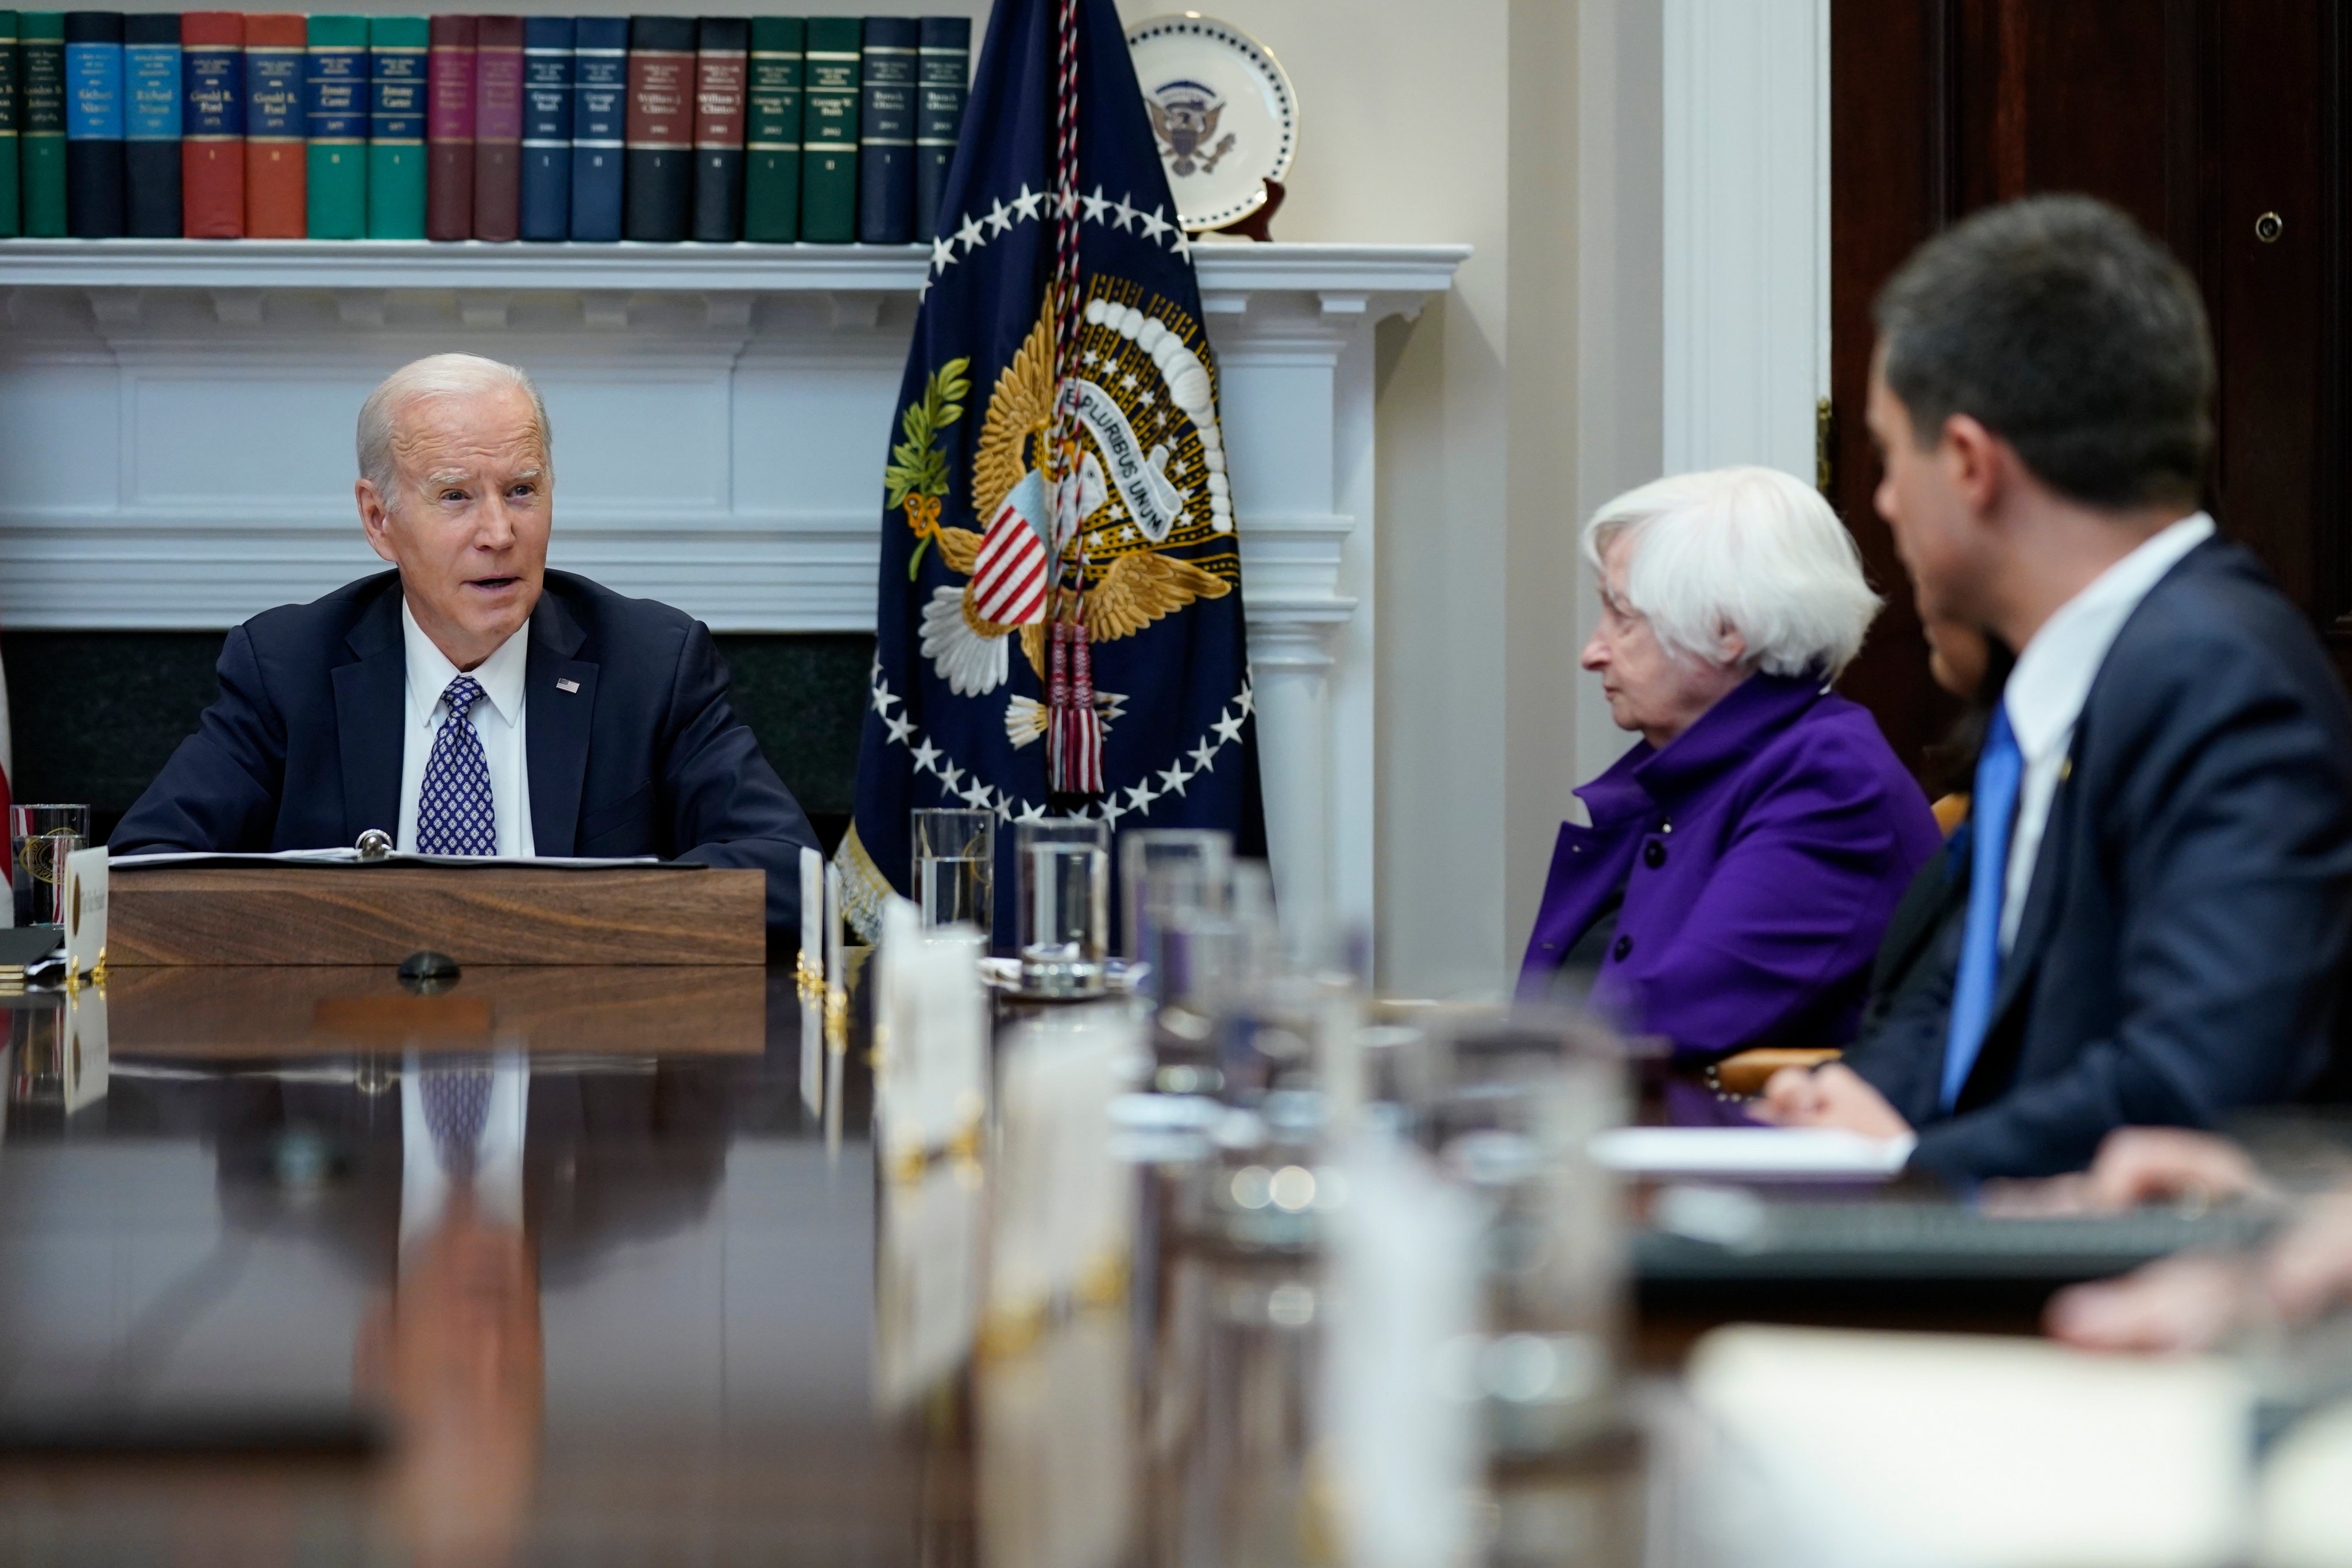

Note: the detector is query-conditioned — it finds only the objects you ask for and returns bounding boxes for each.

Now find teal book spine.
[18,11,58,235]
[303,13,366,238]
[742,14,799,241]
[798,15,856,242]
[0,13,20,237]
[366,14,424,237]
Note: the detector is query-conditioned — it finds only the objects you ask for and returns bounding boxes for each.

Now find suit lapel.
[526,589,598,855]
[332,584,407,845]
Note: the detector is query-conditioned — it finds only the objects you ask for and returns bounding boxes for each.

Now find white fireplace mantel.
[0,238,1469,933]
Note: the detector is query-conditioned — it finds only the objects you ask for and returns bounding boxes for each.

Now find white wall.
[1663,0,1829,479]
[1116,0,1667,994]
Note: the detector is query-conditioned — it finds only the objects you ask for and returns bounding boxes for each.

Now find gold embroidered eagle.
[918,303,1231,702]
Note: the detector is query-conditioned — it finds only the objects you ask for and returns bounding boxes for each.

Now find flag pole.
[1044,0,1102,806]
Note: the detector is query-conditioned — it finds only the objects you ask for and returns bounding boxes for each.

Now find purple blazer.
[1520,673,1940,1058]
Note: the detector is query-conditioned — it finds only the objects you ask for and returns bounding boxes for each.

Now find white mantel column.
[1239,610,1341,932]
[1204,253,1464,941]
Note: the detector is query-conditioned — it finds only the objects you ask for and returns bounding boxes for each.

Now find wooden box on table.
[107,865,767,966]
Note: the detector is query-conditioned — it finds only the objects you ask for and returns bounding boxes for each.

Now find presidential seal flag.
[839,0,1265,940]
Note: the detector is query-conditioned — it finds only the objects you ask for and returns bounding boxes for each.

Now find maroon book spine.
[470,15,522,241]
[426,14,475,240]
[181,11,245,237]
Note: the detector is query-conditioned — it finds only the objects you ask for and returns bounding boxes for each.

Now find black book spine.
[62,10,123,238]
[622,13,693,242]
[913,16,965,242]
[855,15,913,244]
[689,14,744,242]
[121,11,177,236]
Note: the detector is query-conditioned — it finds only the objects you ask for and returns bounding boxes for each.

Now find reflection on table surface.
[0,968,923,1563]
[0,970,1655,1567]
[99,965,768,1057]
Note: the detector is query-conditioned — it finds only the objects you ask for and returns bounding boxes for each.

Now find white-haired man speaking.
[114,353,820,934]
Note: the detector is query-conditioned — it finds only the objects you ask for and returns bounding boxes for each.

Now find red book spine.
[426,14,476,240]
[181,11,244,237]
[470,15,522,241]
[693,42,744,146]
[242,12,306,238]
[626,43,692,149]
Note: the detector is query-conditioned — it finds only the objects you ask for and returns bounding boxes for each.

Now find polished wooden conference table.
[0,963,1651,1566]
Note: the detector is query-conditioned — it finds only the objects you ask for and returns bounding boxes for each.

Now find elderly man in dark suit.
[111,352,818,933]
[1763,196,2352,1179]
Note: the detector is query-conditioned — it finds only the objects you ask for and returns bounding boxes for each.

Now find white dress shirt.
[396,600,536,856]
[399,1050,530,1247]
[1997,511,2215,948]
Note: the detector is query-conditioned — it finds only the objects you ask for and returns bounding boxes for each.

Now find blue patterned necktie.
[420,1060,493,1180]
[414,675,497,856]
[1942,702,2024,1111]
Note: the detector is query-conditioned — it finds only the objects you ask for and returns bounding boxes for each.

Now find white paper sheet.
[1683,1325,2252,1568]
[1589,1126,1914,1181]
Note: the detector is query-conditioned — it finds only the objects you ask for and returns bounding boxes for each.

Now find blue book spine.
[913,17,966,242]
[244,43,300,137]
[63,13,122,237]
[855,16,914,244]
[520,14,570,240]
[568,14,624,240]
[121,16,177,236]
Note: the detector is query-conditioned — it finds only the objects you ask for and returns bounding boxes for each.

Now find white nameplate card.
[1324,1129,1481,1568]
[875,896,988,1172]
[990,1002,1138,1328]
[800,846,825,1115]
[61,846,107,979]
[874,1156,983,1411]
[60,982,108,1114]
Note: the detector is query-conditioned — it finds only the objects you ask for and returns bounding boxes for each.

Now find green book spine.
[799,16,856,242]
[0,13,20,238]
[366,14,426,237]
[20,10,58,235]
[743,14,800,241]
[304,13,368,238]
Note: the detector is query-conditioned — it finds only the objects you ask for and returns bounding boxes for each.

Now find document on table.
[1589,1126,1915,1180]
[1683,1325,2251,1568]
[110,849,670,870]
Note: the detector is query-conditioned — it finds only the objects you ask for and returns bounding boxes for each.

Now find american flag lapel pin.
[557,678,580,694]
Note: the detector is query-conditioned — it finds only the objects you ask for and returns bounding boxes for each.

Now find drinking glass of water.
[1015,818,1110,997]
[1121,828,1233,994]
[913,808,995,932]
[10,804,89,929]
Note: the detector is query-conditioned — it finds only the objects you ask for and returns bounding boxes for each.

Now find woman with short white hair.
[1522,467,1940,1094]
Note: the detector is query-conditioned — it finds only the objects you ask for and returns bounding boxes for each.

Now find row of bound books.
[0,12,969,242]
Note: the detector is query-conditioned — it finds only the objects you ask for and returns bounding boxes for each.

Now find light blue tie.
[414,675,497,856]
[1942,701,2023,1110]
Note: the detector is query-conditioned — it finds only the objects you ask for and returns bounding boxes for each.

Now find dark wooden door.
[1829,0,2350,773]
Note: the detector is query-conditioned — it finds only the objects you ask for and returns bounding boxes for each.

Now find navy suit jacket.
[111,570,820,934]
[1844,539,2352,1179]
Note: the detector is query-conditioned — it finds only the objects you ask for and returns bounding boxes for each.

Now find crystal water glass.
[10,804,89,929]
[1120,828,1231,982]
[913,808,995,932]
[1015,818,1110,997]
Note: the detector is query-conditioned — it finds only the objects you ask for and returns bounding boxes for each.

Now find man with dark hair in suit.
[1762,195,2352,1178]
[112,353,819,934]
